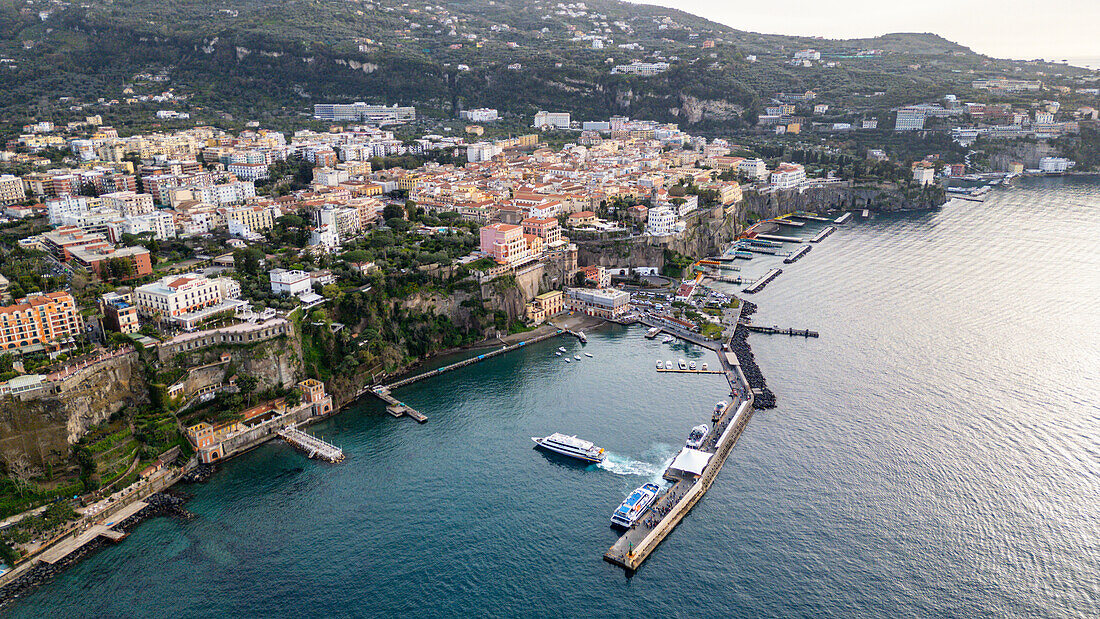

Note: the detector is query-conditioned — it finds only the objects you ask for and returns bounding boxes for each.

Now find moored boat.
[558,346,567,353]
[532,433,605,463]
[656,360,664,369]
[678,358,687,370]
[685,424,710,449]
[610,483,661,528]
[689,361,697,371]
[584,353,593,358]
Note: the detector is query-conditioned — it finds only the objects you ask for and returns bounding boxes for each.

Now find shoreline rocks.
[0,492,192,609]
[732,301,777,409]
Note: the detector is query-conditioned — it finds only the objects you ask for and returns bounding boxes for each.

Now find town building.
[270,268,313,296]
[0,174,23,206]
[479,223,542,266]
[912,163,936,186]
[646,206,677,236]
[460,108,499,122]
[564,287,631,319]
[534,111,571,129]
[133,275,241,328]
[524,290,564,324]
[313,103,416,124]
[895,107,927,131]
[770,163,806,190]
[0,291,83,353]
[99,291,140,334]
[100,191,154,217]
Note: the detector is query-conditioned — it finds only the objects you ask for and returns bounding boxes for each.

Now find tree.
[233,247,264,276]
[383,204,406,221]
[236,373,259,408]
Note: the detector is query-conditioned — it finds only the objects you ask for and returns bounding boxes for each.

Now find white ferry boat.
[532,433,605,463]
[685,424,710,449]
[646,327,661,339]
[656,360,664,369]
[610,483,661,528]
[678,358,687,370]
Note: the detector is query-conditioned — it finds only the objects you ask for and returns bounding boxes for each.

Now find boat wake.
[597,449,676,480]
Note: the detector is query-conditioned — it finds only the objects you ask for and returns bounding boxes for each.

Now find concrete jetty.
[791,212,831,222]
[755,233,804,243]
[604,347,754,572]
[810,226,836,243]
[743,268,782,294]
[38,501,148,565]
[834,212,852,224]
[773,219,805,228]
[783,245,812,264]
[744,324,819,337]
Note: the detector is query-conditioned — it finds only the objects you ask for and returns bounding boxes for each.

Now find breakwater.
[729,301,776,409]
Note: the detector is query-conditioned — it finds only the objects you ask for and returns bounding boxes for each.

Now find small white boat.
[701,362,708,371]
[656,360,664,369]
[577,331,587,343]
[685,424,710,449]
[564,358,571,363]
[678,359,687,370]
[662,335,674,344]
[574,354,581,360]
[558,347,567,353]
[584,353,593,358]
[689,361,697,371]
[555,352,562,356]
[666,359,672,369]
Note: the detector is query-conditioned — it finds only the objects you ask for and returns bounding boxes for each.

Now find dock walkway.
[38,501,148,565]
[279,427,344,462]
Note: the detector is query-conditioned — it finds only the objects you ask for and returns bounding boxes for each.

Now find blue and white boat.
[610,483,661,528]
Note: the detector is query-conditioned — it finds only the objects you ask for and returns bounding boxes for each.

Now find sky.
[627,0,1100,61]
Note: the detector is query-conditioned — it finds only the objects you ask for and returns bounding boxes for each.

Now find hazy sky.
[627,0,1100,60]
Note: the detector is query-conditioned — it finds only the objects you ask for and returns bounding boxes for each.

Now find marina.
[743,268,783,294]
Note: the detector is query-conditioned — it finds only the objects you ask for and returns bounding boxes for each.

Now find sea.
[6,176,1099,617]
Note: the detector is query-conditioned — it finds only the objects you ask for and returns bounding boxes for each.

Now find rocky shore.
[0,492,192,609]
[730,301,776,409]
[179,463,217,483]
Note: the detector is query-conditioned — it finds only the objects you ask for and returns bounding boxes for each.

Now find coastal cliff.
[0,353,148,477]
[741,184,946,221]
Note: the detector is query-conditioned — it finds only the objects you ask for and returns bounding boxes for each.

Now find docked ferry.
[685,424,710,449]
[610,483,661,528]
[531,433,605,463]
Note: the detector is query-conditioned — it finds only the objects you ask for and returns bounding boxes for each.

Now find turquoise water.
[7,177,1099,617]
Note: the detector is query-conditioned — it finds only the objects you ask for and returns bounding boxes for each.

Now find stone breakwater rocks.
[180,463,216,483]
[0,493,192,608]
[732,301,776,409]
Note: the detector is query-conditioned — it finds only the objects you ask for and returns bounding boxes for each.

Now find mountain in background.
[0,0,1089,129]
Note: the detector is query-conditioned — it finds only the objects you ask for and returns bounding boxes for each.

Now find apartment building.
[534,111,571,129]
[479,223,543,266]
[0,174,23,206]
[0,291,83,352]
[99,291,140,334]
[770,163,806,190]
[521,217,563,247]
[270,268,312,296]
[101,191,155,217]
[313,103,416,124]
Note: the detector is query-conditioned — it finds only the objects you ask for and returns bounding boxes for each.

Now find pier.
[656,368,724,374]
[605,347,754,572]
[783,245,812,264]
[744,324,819,337]
[834,212,852,224]
[744,239,784,248]
[791,212,831,222]
[279,426,345,462]
[773,219,805,228]
[705,274,744,284]
[810,226,836,243]
[734,244,779,255]
[38,500,147,565]
[754,233,804,243]
[743,268,782,294]
[732,251,754,260]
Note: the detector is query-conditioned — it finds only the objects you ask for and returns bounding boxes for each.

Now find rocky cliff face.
[575,206,740,269]
[741,185,945,220]
[0,353,148,476]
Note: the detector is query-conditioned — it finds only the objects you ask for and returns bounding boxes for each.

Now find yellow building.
[223,205,274,231]
[398,174,424,191]
[525,290,564,324]
[0,291,84,352]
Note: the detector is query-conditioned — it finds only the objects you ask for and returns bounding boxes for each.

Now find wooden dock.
[783,245,811,264]
[279,426,345,462]
[810,226,836,243]
[38,501,148,565]
[744,324,819,337]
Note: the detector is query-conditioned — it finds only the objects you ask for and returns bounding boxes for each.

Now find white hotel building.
[134,275,241,327]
